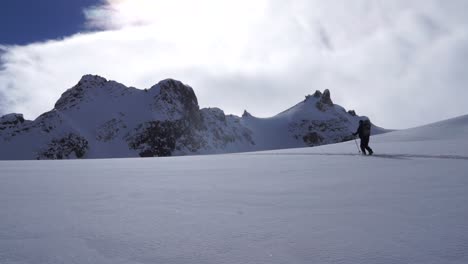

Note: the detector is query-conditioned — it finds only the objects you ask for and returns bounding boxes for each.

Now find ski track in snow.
[245,152,468,161]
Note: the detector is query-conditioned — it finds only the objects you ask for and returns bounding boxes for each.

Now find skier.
[353,119,374,155]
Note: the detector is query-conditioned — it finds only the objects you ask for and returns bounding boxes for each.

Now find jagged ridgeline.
[0,75,386,160]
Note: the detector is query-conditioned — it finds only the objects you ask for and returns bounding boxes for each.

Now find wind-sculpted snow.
[0,115,467,264]
[0,75,384,160]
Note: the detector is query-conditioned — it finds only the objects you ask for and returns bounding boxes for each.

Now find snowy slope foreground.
[0,75,385,160]
[0,115,467,264]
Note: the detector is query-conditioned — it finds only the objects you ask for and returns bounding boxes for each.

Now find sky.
[0,0,99,45]
[1,0,468,129]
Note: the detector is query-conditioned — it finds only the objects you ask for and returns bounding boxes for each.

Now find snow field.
[0,115,467,263]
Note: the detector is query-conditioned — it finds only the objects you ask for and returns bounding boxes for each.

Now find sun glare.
[105,0,268,37]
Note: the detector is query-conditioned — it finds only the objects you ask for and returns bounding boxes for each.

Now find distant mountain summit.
[0,75,386,160]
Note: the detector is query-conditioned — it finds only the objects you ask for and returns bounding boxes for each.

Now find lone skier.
[353,119,374,155]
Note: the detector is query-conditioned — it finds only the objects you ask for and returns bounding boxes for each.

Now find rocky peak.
[320,89,333,106]
[242,110,252,118]
[54,75,109,111]
[0,113,26,131]
[153,79,202,126]
[313,90,322,98]
[307,90,332,105]
[314,89,334,111]
[157,79,198,106]
[304,90,334,110]
[0,113,25,125]
[78,74,108,86]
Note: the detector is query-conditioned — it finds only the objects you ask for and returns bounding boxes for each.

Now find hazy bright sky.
[1,0,468,129]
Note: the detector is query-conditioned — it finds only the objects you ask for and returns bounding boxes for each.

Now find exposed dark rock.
[0,113,25,126]
[303,132,324,146]
[158,79,198,110]
[289,117,355,147]
[321,89,333,106]
[340,134,356,142]
[154,79,203,127]
[348,110,357,116]
[242,110,252,118]
[316,89,334,111]
[313,90,322,98]
[127,120,199,157]
[38,134,89,159]
[96,118,126,142]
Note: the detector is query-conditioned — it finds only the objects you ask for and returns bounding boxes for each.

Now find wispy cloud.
[1,0,468,129]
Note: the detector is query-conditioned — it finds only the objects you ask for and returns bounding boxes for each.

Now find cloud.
[1,0,468,129]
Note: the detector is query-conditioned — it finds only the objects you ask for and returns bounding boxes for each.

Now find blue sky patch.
[0,0,100,45]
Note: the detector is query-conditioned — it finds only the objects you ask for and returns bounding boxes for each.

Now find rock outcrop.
[315,89,334,111]
[38,134,89,160]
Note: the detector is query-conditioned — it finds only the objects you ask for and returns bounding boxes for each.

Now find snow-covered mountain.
[0,75,386,160]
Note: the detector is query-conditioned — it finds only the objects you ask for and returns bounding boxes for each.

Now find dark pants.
[360,136,373,154]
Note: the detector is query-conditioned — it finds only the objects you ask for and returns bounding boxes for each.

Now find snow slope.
[0,75,386,160]
[0,115,467,264]
[304,114,468,157]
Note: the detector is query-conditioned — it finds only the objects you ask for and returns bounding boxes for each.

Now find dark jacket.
[354,121,371,138]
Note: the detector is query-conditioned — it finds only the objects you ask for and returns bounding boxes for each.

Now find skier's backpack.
[362,120,371,137]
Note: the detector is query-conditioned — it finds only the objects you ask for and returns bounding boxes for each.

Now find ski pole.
[354,137,361,154]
